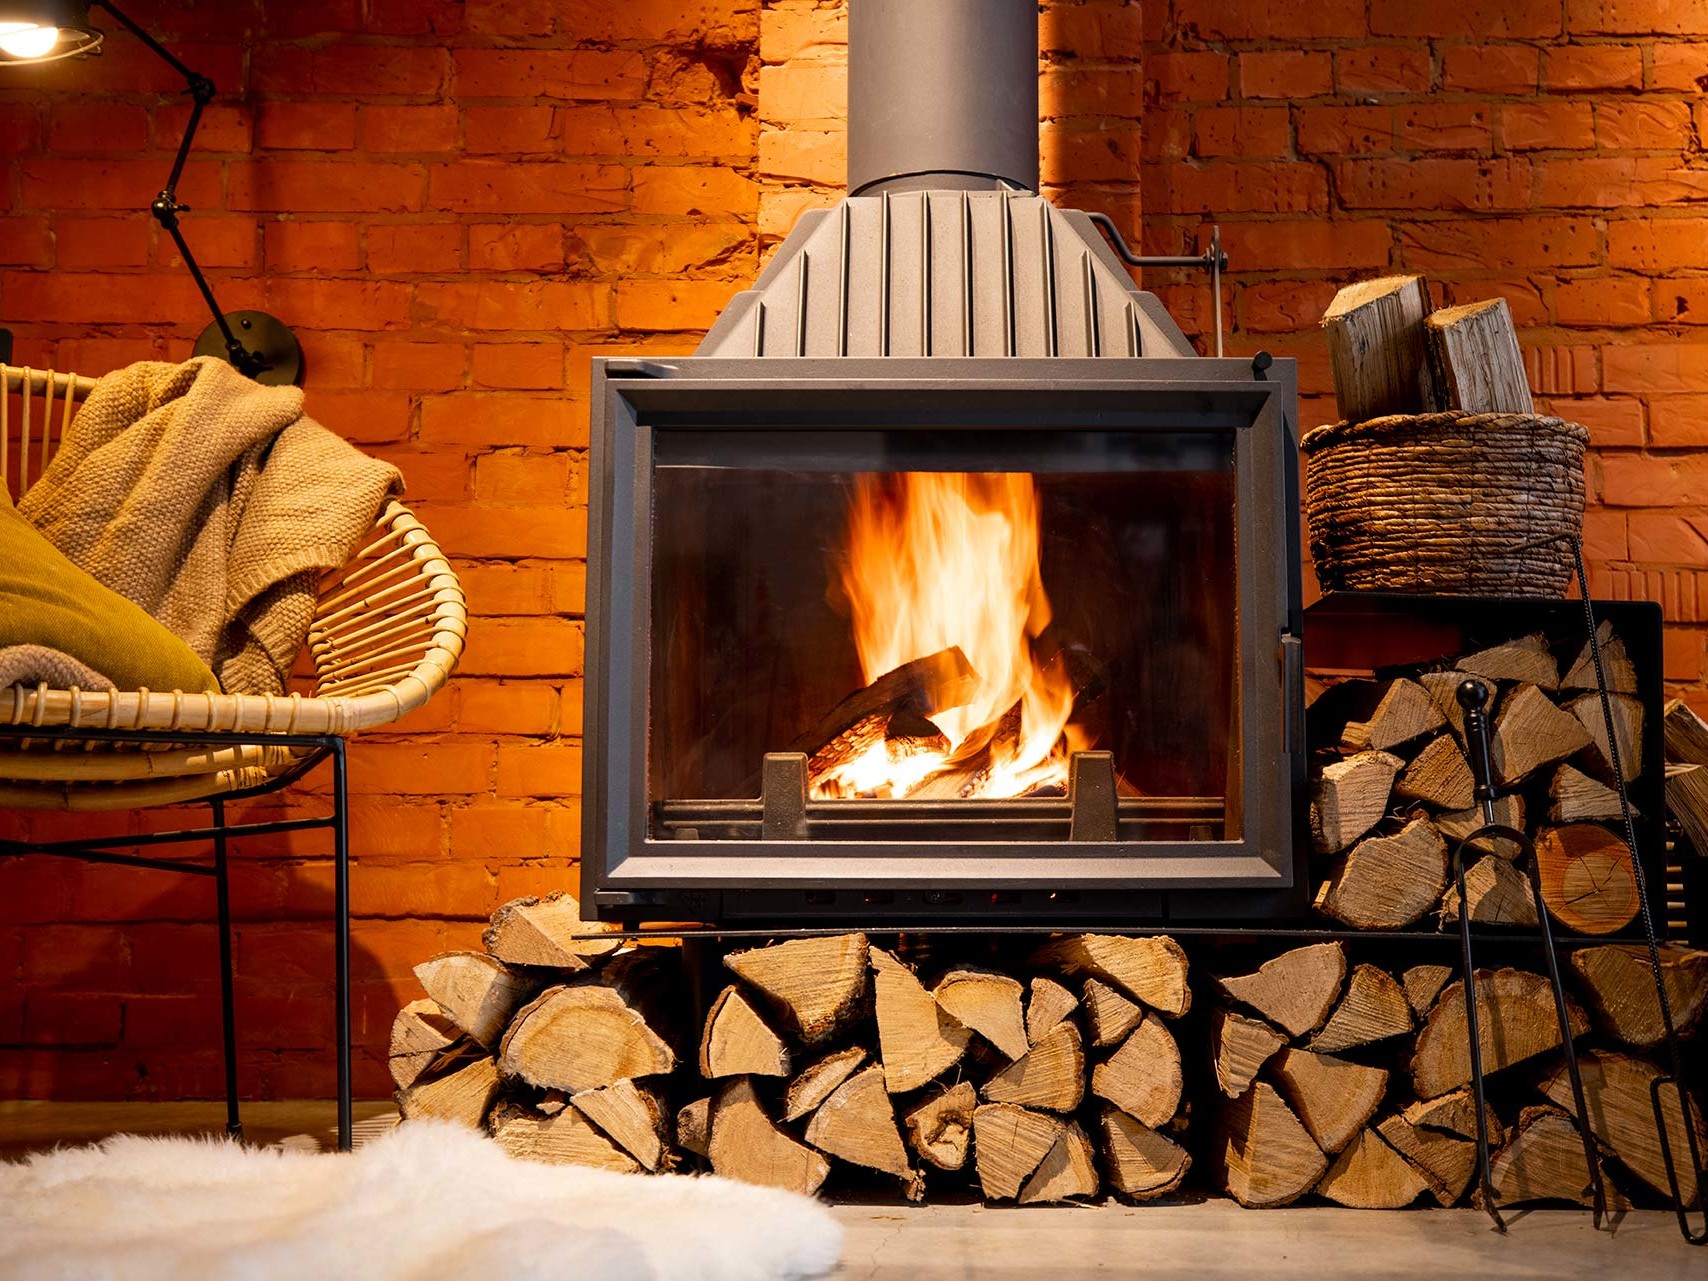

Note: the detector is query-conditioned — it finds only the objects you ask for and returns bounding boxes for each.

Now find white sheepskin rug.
[0,1120,843,1281]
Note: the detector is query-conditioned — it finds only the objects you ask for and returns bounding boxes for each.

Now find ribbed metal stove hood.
[696,190,1195,360]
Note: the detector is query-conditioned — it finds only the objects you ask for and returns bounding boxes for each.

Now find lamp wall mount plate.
[193,312,302,387]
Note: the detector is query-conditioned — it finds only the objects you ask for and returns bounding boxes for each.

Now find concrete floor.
[3,1101,1701,1279]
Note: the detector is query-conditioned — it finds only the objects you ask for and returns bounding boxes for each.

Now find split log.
[972,1103,1065,1200]
[1018,1121,1099,1204]
[489,1101,639,1172]
[1401,964,1453,1019]
[794,648,978,762]
[804,1064,922,1198]
[1024,977,1079,1044]
[871,947,970,1092]
[1534,824,1639,935]
[676,1097,711,1158]
[1571,943,1708,1049]
[1541,1049,1706,1204]
[1668,763,1708,862]
[983,1020,1086,1113]
[1314,816,1448,930]
[1562,621,1637,694]
[1568,692,1644,784]
[1394,735,1473,810]
[1420,670,1485,743]
[782,1046,868,1123]
[1217,941,1347,1039]
[724,933,869,1046]
[1487,1106,1600,1207]
[482,893,622,971]
[1091,1017,1181,1128]
[1439,852,1539,927]
[1306,963,1413,1054]
[397,1049,499,1129]
[1459,632,1558,691]
[1375,1114,1478,1206]
[389,998,462,1090]
[1029,934,1191,1016]
[1210,1007,1286,1098]
[571,1079,668,1171]
[1425,298,1534,415]
[1099,1106,1192,1200]
[1411,968,1588,1100]
[1080,978,1143,1048]
[1317,1127,1429,1209]
[904,1081,977,1171]
[1214,1081,1329,1208]
[1339,679,1444,754]
[1270,1047,1389,1156]
[1491,683,1594,785]
[1403,1089,1504,1145]
[1322,274,1442,422]
[1435,793,1526,858]
[1309,750,1404,854]
[699,984,791,1079]
[499,983,676,1093]
[708,1077,830,1196]
[1549,764,1626,824]
[932,967,1028,1061]
[412,951,537,1050]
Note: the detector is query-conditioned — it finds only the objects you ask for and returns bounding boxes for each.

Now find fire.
[812,472,1084,800]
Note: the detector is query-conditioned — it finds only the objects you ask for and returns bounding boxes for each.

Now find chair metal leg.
[332,739,353,1153]
[211,797,242,1141]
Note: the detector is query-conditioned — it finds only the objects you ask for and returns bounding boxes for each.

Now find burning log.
[793,647,978,770]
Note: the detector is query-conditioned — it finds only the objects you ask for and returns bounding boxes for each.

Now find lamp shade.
[0,0,100,63]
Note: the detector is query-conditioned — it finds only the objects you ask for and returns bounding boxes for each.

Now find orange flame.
[813,472,1082,800]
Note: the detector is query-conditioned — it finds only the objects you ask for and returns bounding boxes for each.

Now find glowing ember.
[811,472,1087,800]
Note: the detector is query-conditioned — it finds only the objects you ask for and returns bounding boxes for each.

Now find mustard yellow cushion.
[0,486,219,693]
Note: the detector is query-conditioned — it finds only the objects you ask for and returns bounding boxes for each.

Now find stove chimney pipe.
[847,0,1040,197]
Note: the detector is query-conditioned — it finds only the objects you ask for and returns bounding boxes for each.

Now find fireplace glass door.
[647,425,1238,844]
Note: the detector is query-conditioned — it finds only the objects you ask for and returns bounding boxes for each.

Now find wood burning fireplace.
[581,0,1306,923]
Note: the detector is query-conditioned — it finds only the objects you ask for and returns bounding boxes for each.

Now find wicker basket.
[2,364,467,810]
[1300,411,1589,598]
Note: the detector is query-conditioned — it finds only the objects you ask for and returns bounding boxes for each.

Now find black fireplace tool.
[1448,538,1706,1242]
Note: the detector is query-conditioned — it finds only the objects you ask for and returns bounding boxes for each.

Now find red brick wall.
[3,0,1706,1100]
[0,0,762,1100]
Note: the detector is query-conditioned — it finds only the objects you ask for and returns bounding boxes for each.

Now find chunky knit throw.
[20,358,401,695]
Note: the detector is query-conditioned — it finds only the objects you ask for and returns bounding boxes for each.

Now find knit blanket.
[20,358,401,695]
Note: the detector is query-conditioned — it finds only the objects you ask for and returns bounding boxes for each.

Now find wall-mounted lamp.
[0,0,302,385]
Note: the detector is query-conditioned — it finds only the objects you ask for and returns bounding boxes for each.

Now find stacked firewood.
[393,909,1196,1203]
[1204,939,1707,1210]
[390,893,683,1173]
[680,931,1192,1203]
[1308,625,1645,936]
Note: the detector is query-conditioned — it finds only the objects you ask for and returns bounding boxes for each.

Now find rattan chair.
[1,362,468,1148]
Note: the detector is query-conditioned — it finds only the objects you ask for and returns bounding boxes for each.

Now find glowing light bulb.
[0,23,60,60]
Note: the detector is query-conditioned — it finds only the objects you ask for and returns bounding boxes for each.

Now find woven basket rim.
[1301,410,1589,454]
